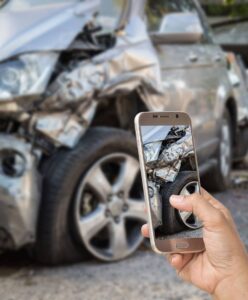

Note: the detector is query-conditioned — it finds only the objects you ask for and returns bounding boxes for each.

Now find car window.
[97,0,125,31]
[214,22,248,45]
[145,0,198,32]
[201,1,248,45]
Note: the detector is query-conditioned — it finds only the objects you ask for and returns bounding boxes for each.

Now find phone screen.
[140,124,203,241]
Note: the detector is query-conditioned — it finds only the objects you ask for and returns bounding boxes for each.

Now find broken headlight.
[0,53,58,101]
[0,149,26,178]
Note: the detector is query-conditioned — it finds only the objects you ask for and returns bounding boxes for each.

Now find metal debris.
[38,18,162,146]
[144,126,193,182]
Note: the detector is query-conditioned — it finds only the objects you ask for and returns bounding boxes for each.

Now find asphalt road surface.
[0,181,247,300]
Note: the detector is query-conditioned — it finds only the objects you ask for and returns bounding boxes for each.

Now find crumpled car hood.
[32,17,164,148]
[0,1,98,61]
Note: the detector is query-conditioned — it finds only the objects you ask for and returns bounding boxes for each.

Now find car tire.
[157,171,199,236]
[202,109,232,192]
[34,127,145,265]
[233,127,248,164]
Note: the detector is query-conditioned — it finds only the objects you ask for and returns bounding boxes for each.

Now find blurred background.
[0,0,247,299]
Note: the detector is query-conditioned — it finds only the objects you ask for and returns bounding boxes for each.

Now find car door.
[144,0,220,164]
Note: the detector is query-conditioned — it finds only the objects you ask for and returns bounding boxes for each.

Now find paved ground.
[0,176,247,300]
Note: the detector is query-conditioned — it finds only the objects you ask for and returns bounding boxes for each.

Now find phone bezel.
[135,112,205,254]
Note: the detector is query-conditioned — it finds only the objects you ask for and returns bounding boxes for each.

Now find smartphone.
[135,112,205,254]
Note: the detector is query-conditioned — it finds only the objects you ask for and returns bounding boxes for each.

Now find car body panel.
[0,0,99,61]
[226,53,248,125]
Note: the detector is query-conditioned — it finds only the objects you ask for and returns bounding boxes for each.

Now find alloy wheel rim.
[75,153,146,261]
[220,121,231,178]
[179,181,202,230]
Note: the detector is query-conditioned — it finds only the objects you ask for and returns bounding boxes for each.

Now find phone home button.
[176,241,190,249]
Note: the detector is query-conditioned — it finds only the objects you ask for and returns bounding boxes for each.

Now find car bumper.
[0,135,40,250]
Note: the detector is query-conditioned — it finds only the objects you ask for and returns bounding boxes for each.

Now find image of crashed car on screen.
[142,125,202,239]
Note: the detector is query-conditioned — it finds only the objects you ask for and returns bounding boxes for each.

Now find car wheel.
[203,109,232,192]
[233,127,248,164]
[157,171,201,236]
[35,127,146,265]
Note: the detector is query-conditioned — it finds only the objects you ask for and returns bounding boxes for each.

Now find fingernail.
[170,195,185,205]
[171,255,177,265]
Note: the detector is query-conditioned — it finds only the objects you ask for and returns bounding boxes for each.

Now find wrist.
[213,259,248,300]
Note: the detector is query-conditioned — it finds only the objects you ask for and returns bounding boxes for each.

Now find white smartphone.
[135,112,205,254]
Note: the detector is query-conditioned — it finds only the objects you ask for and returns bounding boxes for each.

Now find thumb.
[169,193,225,227]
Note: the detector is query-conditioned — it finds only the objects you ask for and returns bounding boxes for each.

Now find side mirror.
[152,13,204,44]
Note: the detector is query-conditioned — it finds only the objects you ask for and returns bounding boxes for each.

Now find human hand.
[141,189,248,299]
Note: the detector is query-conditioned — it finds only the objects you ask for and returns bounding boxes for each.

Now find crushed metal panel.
[158,127,193,166]
[144,126,193,183]
[39,17,163,146]
[144,141,162,164]
[34,100,97,148]
[154,161,182,183]
[35,112,86,148]
[41,17,163,109]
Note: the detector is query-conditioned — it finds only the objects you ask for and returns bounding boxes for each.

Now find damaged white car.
[0,0,247,264]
